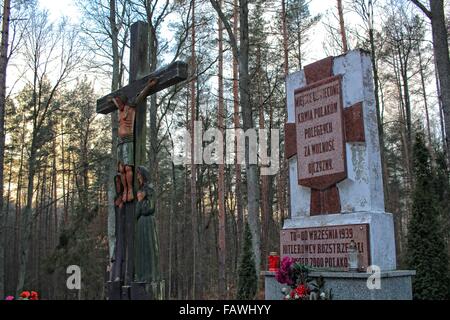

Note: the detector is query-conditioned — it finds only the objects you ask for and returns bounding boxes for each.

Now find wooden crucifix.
[97,21,187,300]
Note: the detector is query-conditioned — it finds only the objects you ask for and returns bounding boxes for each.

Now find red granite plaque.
[280,224,371,271]
[295,75,347,190]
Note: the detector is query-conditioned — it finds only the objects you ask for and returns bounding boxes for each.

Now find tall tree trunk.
[413,0,450,164]
[182,93,190,300]
[435,57,448,153]
[281,0,289,75]
[16,141,37,294]
[168,157,176,298]
[217,0,226,299]
[402,68,413,148]
[337,0,348,53]
[4,151,12,293]
[0,0,11,298]
[232,0,243,263]
[240,0,261,284]
[14,113,26,291]
[281,0,289,221]
[190,0,199,299]
[107,0,120,262]
[52,137,58,251]
[417,46,433,147]
[145,0,159,183]
[255,43,269,271]
[429,0,450,164]
[61,122,68,224]
[258,79,269,271]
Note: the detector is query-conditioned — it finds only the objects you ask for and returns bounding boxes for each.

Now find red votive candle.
[268,252,280,272]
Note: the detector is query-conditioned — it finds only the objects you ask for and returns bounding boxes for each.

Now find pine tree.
[237,223,257,300]
[407,132,449,300]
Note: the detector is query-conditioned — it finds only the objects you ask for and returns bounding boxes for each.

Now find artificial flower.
[295,284,309,298]
[20,291,31,299]
[275,257,295,286]
[30,291,39,300]
[5,296,15,301]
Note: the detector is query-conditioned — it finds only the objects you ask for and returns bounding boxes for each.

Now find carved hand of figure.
[115,197,124,209]
[137,191,146,202]
[112,96,126,111]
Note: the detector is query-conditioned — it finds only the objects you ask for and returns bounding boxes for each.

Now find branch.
[410,0,432,19]
[209,0,239,60]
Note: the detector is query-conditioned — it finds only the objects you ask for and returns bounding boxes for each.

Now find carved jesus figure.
[112,96,136,203]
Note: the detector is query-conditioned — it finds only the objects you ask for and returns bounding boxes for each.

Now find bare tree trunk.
[145,0,159,183]
[281,0,289,75]
[181,93,190,300]
[232,0,244,263]
[412,0,450,164]
[190,0,199,299]
[14,113,26,291]
[281,0,289,222]
[17,141,37,294]
[61,122,68,224]
[168,157,176,298]
[435,57,448,153]
[259,95,269,271]
[0,0,11,298]
[52,137,58,252]
[429,0,450,164]
[240,0,261,283]
[5,151,13,239]
[417,46,433,147]
[107,0,120,262]
[337,0,348,53]
[217,0,226,298]
[255,43,269,271]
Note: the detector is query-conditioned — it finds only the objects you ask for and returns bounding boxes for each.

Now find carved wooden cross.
[96,21,187,300]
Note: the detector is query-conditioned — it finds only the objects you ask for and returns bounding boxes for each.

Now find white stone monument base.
[262,270,415,300]
[283,211,397,270]
[269,211,415,300]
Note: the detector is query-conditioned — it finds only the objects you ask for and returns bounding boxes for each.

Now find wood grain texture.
[97,61,188,115]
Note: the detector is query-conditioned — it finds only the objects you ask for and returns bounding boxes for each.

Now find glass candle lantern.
[268,252,280,272]
[348,240,358,272]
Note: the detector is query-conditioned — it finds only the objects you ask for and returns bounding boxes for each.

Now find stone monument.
[264,49,415,300]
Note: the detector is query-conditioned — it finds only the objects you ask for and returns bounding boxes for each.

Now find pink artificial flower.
[275,257,295,286]
[5,296,15,301]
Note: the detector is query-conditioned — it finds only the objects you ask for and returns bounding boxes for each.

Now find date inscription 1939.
[280,224,371,271]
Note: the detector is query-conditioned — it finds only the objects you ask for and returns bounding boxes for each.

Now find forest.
[0,0,449,300]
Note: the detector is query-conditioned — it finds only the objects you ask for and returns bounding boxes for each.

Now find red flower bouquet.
[17,290,39,300]
[275,258,331,300]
